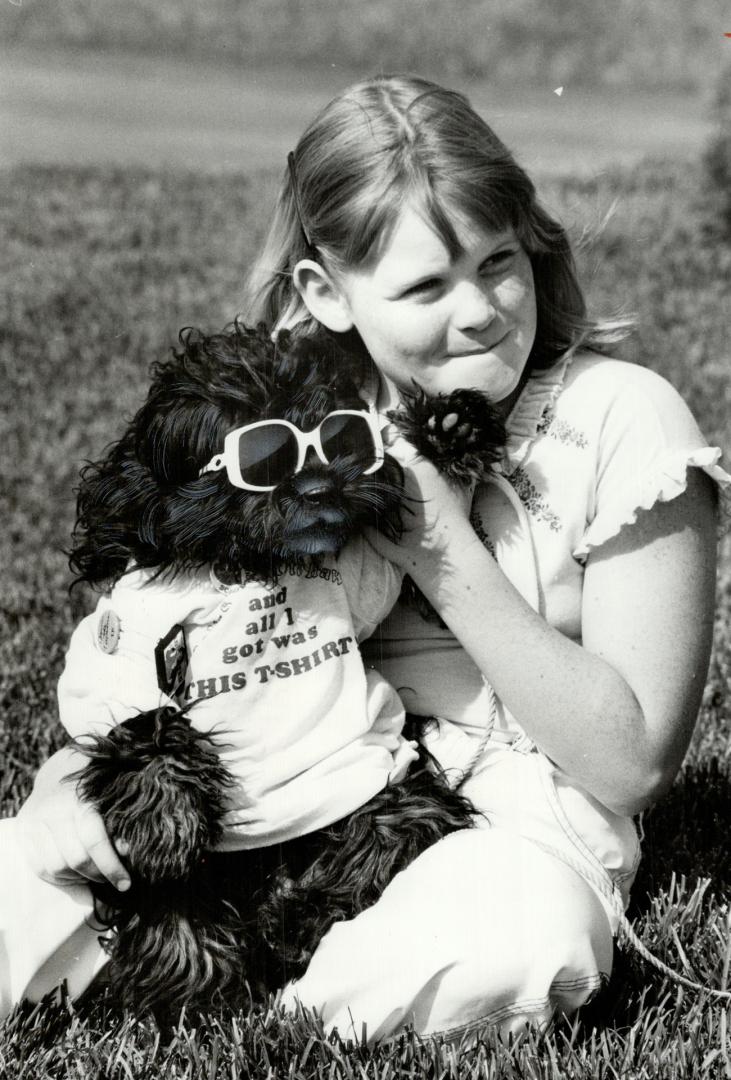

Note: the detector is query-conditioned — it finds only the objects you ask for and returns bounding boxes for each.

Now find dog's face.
[122,326,403,581]
[247,386,394,559]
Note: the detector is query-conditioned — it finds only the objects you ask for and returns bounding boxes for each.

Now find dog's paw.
[388,385,506,483]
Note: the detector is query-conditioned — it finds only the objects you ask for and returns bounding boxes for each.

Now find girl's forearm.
[403,523,658,816]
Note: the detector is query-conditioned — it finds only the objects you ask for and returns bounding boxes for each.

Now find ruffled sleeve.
[573,363,731,560]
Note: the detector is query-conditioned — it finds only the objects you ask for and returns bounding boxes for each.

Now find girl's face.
[336,202,537,413]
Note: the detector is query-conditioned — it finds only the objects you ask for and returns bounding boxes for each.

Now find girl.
[241,74,729,1040]
[6,73,728,1039]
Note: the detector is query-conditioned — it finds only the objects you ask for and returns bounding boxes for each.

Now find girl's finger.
[74,805,131,891]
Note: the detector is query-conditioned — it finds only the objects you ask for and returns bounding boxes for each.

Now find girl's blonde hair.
[244,74,627,372]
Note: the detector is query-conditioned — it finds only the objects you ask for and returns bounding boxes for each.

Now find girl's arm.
[368,443,718,817]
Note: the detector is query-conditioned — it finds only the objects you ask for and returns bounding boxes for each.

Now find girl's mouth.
[448,330,510,359]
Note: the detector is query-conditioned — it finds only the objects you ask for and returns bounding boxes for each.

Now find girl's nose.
[452,280,496,332]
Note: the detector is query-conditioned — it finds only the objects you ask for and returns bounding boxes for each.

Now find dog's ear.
[292,259,354,335]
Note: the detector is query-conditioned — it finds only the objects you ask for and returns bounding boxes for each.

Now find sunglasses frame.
[199,407,385,492]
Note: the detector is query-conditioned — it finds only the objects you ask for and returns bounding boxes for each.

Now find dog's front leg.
[69,706,249,1019]
[387,385,507,484]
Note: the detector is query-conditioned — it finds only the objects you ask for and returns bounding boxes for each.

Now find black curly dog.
[68,323,506,1020]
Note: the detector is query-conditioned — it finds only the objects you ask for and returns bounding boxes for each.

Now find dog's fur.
[68,323,506,1020]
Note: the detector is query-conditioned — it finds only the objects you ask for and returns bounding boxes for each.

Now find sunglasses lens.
[237,423,298,488]
[320,413,377,467]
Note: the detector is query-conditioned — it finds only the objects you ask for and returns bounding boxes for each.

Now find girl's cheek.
[498,273,530,307]
[401,308,444,349]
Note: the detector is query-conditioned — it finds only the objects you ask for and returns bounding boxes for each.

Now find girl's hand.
[17,746,131,892]
[367,427,479,572]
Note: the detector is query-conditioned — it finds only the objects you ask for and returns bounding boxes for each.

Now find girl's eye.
[402,277,442,298]
[480,249,517,274]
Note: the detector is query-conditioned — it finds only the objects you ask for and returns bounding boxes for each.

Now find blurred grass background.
[3,0,726,176]
[0,0,726,92]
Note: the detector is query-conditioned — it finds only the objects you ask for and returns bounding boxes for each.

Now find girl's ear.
[293,260,354,333]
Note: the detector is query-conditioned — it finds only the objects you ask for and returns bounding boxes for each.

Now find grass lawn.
[0,157,729,1076]
[0,44,714,177]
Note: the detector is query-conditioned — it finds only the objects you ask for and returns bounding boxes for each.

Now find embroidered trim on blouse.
[536,405,589,449]
[469,505,496,556]
[508,466,563,532]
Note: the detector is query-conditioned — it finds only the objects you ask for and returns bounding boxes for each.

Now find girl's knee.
[283,827,614,1041]
[416,833,613,1036]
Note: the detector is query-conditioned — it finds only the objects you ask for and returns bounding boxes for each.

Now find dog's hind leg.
[256,753,478,979]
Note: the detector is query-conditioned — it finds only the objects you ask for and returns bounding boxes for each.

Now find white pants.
[0,744,639,1040]
[281,743,640,1042]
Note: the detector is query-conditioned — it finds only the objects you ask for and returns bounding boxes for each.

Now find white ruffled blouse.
[363,350,731,744]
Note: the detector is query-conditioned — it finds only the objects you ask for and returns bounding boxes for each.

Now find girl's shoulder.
[505,350,694,469]
[553,353,729,558]
[560,352,690,414]
[548,351,707,449]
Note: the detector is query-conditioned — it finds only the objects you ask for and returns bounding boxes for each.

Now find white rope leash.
[529,834,731,1001]
[452,679,496,792]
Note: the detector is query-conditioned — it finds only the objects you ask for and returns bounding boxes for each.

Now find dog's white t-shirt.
[58,537,417,849]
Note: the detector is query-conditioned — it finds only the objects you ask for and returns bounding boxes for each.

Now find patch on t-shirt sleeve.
[96,609,122,654]
[154,624,188,698]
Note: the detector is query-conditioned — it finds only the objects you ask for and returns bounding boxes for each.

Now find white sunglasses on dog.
[199,408,385,492]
